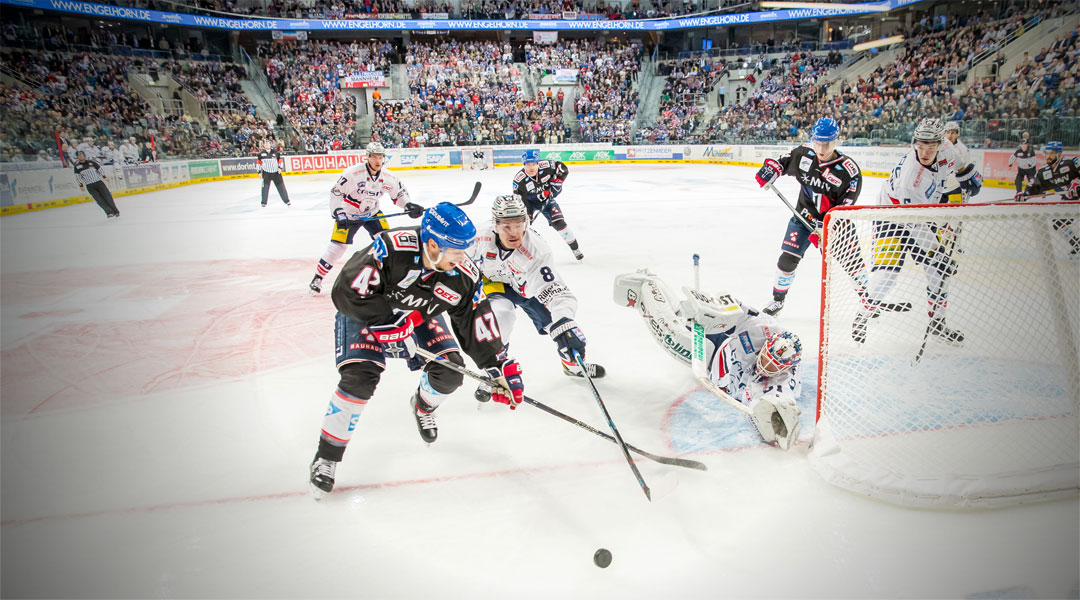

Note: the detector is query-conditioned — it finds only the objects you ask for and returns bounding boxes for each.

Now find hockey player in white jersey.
[309,141,426,295]
[469,194,606,401]
[613,270,803,450]
[941,121,982,203]
[853,118,979,346]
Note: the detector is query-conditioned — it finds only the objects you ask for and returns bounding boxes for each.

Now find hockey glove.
[554,162,569,179]
[1014,191,1029,203]
[755,158,782,188]
[959,170,983,198]
[808,228,822,248]
[549,317,586,361]
[333,208,350,228]
[368,311,423,358]
[1069,180,1080,201]
[404,202,425,219]
[485,359,524,409]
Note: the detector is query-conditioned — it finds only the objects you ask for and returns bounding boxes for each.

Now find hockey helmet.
[420,202,476,250]
[366,141,387,156]
[755,331,802,378]
[521,149,540,164]
[1044,141,1064,153]
[492,194,528,221]
[811,118,839,143]
[943,121,961,133]
[912,118,945,145]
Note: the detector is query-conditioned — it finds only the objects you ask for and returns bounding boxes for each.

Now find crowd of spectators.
[259,40,391,152]
[524,39,641,143]
[370,40,569,147]
[697,3,1078,145]
[637,55,725,143]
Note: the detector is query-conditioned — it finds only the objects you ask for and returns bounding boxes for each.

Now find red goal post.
[811,201,1080,507]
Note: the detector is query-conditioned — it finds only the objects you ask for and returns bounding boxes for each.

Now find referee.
[257,139,291,207]
[73,150,119,218]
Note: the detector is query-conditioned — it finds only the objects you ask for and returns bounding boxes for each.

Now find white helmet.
[943,121,960,133]
[492,194,527,221]
[365,141,386,156]
[912,118,945,145]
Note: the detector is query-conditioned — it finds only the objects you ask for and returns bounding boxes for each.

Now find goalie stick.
[690,322,753,417]
[573,351,655,501]
[413,348,707,472]
[359,181,482,221]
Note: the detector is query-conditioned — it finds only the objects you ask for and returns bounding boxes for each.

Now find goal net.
[810,201,1080,507]
[461,147,494,171]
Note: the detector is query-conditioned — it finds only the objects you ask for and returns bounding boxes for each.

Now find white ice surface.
[2,164,1077,599]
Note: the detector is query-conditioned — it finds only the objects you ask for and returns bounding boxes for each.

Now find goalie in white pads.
[613,270,803,450]
[469,194,605,401]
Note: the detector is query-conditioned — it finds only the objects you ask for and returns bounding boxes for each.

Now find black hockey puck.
[593,548,612,568]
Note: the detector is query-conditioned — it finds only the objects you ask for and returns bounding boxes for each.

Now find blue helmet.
[521,149,540,164]
[420,202,476,250]
[1045,141,1064,153]
[811,118,839,143]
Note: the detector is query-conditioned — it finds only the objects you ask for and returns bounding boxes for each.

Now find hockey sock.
[317,243,347,277]
[557,226,578,247]
[318,387,369,459]
[417,372,447,411]
[772,268,795,300]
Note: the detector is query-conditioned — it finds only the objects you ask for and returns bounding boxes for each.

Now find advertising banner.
[533,31,557,44]
[0,165,82,206]
[286,153,363,172]
[421,12,448,18]
[535,149,617,162]
[553,68,578,83]
[219,157,261,176]
[188,160,221,180]
[122,164,162,188]
[271,30,307,39]
[159,161,190,183]
[340,71,386,88]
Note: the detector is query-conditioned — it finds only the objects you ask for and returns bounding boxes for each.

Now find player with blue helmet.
[1017,140,1080,253]
[754,117,867,316]
[307,201,527,500]
[512,149,581,260]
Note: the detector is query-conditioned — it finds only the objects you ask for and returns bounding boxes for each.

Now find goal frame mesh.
[810,201,1080,508]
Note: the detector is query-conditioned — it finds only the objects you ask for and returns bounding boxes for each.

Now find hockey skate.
[309,456,337,500]
[411,393,438,444]
[929,317,964,346]
[562,360,606,379]
[569,241,584,261]
[474,382,491,402]
[308,275,323,296]
[762,299,784,317]
[851,309,874,344]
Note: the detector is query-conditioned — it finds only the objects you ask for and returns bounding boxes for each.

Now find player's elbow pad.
[956,163,976,181]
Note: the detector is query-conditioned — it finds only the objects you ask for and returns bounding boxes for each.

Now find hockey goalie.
[614,270,804,450]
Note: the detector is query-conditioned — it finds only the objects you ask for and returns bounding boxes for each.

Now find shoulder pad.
[513,170,527,182]
[538,160,552,169]
[457,257,481,281]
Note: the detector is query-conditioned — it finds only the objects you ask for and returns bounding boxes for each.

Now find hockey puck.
[593,548,612,568]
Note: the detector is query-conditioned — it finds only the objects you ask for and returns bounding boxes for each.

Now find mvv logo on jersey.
[433,283,461,305]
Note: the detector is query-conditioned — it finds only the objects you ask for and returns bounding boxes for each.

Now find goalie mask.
[755,331,802,378]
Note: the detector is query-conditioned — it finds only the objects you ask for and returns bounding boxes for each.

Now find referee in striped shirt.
[257,139,291,207]
[73,150,120,218]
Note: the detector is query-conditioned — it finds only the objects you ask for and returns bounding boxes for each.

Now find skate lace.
[417,411,437,431]
[313,459,336,480]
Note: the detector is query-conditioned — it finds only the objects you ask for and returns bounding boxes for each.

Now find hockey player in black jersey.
[755,118,866,315]
[1017,141,1080,254]
[308,202,527,500]
[512,149,582,260]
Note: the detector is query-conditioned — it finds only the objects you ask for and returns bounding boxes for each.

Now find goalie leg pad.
[613,270,698,365]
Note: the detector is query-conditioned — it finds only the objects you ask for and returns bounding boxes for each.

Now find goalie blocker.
[613,270,803,450]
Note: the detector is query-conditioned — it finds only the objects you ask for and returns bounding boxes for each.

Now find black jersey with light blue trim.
[777,145,862,224]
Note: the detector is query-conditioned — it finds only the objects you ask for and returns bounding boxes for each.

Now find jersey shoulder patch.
[514,170,527,182]
[456,257,481,282]
[387,229,421,252]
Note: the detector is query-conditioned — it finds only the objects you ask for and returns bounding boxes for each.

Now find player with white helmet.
[309,141,426,295]
[941,121,981,203]
[120,137,139,164]
[613,271,803,450]
[469,194,605,401]
[855,118,980,347]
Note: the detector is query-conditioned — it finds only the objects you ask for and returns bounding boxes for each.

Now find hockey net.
[810,202,1080,507]
[461,147,494,171]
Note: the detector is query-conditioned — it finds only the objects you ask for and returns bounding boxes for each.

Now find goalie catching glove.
[748,391,802,451]
[485,358,525,409]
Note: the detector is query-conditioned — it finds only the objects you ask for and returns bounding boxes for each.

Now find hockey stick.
[414,348,707,471]
[573,351,654,501]
[358,181,482,222]
[766,184,815,231]
[692,253,701,289]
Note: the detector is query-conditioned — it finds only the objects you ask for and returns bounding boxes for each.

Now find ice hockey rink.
[2,162,1077,599]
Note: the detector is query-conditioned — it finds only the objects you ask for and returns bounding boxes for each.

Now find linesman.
[257,139,291,207]
[73,150,119,218]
